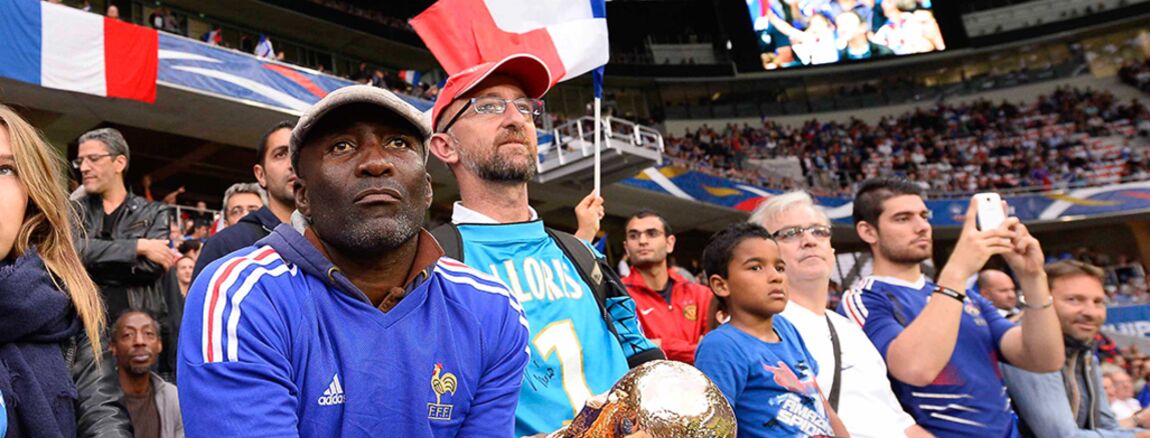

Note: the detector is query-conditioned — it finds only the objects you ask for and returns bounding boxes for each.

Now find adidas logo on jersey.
[317,374,345,406]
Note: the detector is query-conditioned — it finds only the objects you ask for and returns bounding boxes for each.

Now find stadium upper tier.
[660,84,1150,196]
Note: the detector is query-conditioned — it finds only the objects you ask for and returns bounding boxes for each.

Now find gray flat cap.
[290,85,431,170]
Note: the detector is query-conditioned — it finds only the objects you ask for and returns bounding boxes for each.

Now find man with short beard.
[998,260,1150,434]
[178,86,530,437]
[111,311,182,438]
[428,54,662,437]
[193,121,296,280]
[840,177,1063,437]
[1002,261,1150,437]
[620,209,711,364]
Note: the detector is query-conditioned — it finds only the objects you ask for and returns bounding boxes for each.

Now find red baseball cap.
[431,53,553,132]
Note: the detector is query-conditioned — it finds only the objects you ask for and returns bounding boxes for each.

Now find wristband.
[932,285,966,303]
[1018,293,1054,310]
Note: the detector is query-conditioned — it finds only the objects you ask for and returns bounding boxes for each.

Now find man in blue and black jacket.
[178,85,529,437]
[193,120,296,280]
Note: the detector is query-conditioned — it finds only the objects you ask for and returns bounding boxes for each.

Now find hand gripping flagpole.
[593,66,604,196]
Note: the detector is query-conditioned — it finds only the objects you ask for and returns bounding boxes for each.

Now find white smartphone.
[974,192,1006,231]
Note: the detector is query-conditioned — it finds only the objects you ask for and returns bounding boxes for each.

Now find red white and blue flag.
[397,69,422,85]
[203,28,223,46]
[411,0,608,95]
[0,0,159,103]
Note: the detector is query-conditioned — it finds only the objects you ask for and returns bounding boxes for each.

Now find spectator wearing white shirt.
[751,191,932,438]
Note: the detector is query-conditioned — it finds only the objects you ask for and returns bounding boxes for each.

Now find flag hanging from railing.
[0,0,158,103]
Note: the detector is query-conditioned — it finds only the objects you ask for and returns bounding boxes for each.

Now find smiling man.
[1002,260,1150,437]
[178,86,529,437]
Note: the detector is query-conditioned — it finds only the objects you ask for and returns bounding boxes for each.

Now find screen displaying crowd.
[746,0,947,70]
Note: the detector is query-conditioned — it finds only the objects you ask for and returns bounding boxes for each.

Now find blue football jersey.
[839,275,1017,438]
[456,221,631,436]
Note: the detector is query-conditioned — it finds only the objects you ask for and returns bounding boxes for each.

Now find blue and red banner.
[157,34,431,113]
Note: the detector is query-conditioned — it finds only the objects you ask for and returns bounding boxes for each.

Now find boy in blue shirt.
[695,223,848,438]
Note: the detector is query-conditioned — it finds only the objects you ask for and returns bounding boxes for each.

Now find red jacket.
[622,268,711,364]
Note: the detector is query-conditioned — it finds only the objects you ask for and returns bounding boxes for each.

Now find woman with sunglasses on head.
[0,105,131,438]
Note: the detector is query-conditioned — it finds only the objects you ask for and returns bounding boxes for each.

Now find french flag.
[411,0,607,88]
[0,0,158,103]
[397,69,422,85]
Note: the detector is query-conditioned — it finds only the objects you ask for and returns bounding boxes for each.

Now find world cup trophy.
[548,360,736,438]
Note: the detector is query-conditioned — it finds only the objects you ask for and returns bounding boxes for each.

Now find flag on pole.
[203,28,222,46]
[0,0,159,103]
[397,69,422,85]
[411,0,608,87]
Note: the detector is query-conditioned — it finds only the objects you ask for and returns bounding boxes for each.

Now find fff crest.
[428,363,457,421]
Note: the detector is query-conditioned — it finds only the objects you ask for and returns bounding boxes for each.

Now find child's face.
[721,237,788,317]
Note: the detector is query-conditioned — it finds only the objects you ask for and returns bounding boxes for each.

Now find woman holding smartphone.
[0,105,130,437]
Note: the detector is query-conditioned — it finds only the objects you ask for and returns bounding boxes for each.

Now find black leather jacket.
[73,192,171,317]
[64,332,132,438]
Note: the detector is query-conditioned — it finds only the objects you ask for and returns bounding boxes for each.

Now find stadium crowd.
[7,4,1150,437]
[665,87,1150,196]
[4,44,1150,436]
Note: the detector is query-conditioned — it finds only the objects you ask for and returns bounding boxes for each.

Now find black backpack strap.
[430,223,465,262]
[545,228,665,367]
[826,315,843,411]
[545,228,620,338]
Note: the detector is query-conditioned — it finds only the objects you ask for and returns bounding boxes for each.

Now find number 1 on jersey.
[533,320,593,416]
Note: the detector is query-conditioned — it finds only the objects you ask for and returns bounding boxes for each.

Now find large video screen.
[746,0,946,70]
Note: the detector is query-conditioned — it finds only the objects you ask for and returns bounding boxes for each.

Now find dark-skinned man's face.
[294,104,432,256]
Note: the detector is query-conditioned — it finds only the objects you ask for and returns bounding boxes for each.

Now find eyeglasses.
[771,224,832,242]
[439,96,545,133]
[626,229,666,241]
[227,205,262,217]
[71,153,118,169]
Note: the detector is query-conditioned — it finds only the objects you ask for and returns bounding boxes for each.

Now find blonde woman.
[0,105,131,437]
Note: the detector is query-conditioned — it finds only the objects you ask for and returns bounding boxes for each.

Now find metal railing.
[538,116,665,168]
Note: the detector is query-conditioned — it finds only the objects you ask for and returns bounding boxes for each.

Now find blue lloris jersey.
[696,317,834,438]
[0,389,7,438]
[455,220,633,436]
[839,275,1017,438]
[178,225,530,437]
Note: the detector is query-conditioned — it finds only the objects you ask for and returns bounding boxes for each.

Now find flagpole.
[593,97,602,196]
[592,66,605,196]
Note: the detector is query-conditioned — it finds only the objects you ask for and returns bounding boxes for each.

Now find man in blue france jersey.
[178,85,530,437]
[427,53,663,437]
[838,177,1063,437]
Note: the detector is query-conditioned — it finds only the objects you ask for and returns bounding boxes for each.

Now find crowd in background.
[664,87,1150,196]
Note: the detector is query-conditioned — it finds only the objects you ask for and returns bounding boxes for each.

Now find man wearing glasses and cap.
[178,85,529,437]
[428,54,663,437]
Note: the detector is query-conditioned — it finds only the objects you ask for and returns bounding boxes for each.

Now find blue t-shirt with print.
[456,220,633,437]
[696,316,834,438]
